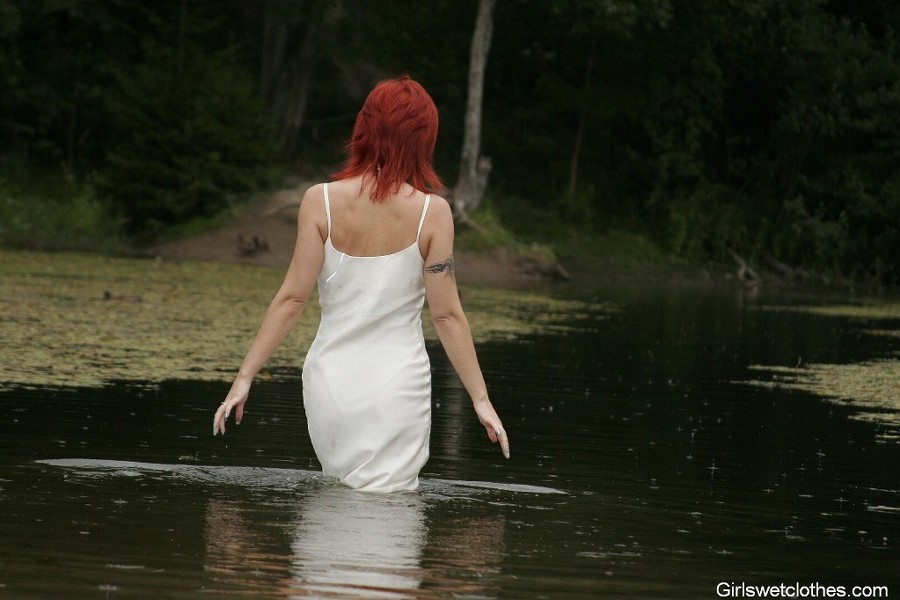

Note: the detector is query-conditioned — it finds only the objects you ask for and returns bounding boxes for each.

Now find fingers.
[485,422,510,459]
[213,401,231,435]
[214,396,247,435]
[215,378,250,435]
[495,426,510,459]
[473,399,510,459]
[213,404,226,436]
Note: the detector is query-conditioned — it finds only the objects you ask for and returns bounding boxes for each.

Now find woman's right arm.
[213,185,327,435]
[422,197,510,459]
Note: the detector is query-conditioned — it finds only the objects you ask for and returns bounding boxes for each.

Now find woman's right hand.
[213,376,251,435]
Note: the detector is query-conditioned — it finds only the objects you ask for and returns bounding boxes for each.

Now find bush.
[99,39,276,240]
[0,170,124,252]
[667,183,758,261]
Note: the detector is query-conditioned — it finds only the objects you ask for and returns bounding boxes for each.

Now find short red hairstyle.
[332,76,444,202]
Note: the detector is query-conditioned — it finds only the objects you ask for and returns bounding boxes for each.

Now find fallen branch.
[723,244,759,284]
[763,253,829,284]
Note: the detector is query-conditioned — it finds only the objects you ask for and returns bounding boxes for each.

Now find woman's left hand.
[214,376,251,435]
[473,398,510,459]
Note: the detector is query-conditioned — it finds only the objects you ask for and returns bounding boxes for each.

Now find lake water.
[1,267,898,598]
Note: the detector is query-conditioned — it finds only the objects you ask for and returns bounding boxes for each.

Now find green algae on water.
[759,302,900,320]
[1,250,306,390]
[746,361,900,441]
[0,250,611,391]
[748,300,900,442]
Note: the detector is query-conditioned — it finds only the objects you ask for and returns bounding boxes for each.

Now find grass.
[455,202,518,252]
[0,166,274,253]
[0,168,127,254]
[152,199,249,244]
[457,196,676,277]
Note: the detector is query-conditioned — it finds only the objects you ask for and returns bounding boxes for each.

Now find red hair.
[332,76,444,202]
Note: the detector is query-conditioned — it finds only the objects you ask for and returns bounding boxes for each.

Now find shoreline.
[144,182,577,290]
[144,182,890,296]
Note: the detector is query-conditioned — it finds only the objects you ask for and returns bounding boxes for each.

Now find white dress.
[302,183,432,492]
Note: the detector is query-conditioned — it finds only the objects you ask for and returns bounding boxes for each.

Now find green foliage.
[0,0,156,167]
[2,0,275,242]
[2,0,898,282]
[0,169,124,252]
[667,184,757,260]
[0,2,24,146]
[482,0,900,283]
[488,192,667,269]
[100,37,276,238]
[456,202,517,252]
[774,196,851,273]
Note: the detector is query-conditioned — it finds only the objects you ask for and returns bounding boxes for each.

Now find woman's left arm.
[213,185,326,434]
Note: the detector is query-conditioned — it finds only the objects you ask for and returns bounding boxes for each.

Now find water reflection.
[205,497,295,596]
[291,487,425,597]
[419,513,505,597]
[204,483,505,598]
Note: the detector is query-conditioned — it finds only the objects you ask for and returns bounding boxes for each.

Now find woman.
[213,76,509,492]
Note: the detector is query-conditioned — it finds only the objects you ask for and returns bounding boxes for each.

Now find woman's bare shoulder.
[299,182,326,205]
[421,194,454,247]
[296,184,328,242]
[426,194,452,218]
[299,183,333,217]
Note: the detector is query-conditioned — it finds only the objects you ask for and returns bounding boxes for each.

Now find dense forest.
[1,0,898,284]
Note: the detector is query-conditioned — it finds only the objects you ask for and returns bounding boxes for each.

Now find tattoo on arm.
[425,255,456,278]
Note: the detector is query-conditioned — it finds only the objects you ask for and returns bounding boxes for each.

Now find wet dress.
[302,183,432,492]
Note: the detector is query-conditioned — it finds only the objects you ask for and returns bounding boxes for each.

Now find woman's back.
[325,178,429,259]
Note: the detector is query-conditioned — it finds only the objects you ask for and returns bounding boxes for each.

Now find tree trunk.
[260,1,287,107]
[259,0,330,158]
[453,0,496,220]
[277,16,319,158]
[566,40,596,203]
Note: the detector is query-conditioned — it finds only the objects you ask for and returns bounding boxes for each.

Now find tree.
[259,0,337,158]
[555,0,672,221]
[0,1,24,161]
[452,0,496,220]
[0,0,155,168]
[100,4,275,237]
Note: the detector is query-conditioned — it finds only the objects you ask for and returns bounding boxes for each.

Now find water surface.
[1,256,898,598]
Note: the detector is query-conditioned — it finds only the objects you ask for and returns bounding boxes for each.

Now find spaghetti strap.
[415,195,431,241]
[323,183,332,238]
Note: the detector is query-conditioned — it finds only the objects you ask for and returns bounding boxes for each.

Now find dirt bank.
[149,181,567,288]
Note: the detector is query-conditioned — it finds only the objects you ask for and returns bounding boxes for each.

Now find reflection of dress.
[302,184,432,492]
[291,486,425,595]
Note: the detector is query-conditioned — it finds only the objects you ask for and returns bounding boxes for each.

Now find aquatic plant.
[748,302,900,442]
[0,250,609,391]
